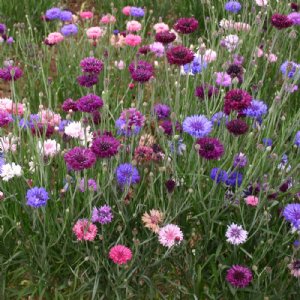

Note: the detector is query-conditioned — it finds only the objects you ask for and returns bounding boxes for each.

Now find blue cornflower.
[283,203,300,229]
[210,168,228,183]
[182,115,212,138]
[294,131,300,147]
[61,24,78,36]
[0,152,5,172]
[233,153,248,168]
[211,112,228,126]
[115,119,141,136]
[115,163,140,187]
[168,138,186,155]
[45,7,61,20]
[243,100,268,119]
[59,10,73,22]
[280,61,300,79]
[58,120,71,132]
[113,29,119,35]
[225,1,242,13]
[262,138,273,147]
[225,171,243,187]
[130,7,145,18]
[182,55,207,75]
[26,187,49,208]
[92,205,113,224]
[19,114,40,129]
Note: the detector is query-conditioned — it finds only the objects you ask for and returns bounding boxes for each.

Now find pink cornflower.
[38,139,60,157]
[203,49,217,63]
[125,34,142,46]
[0,98,24,115]
[266,53,278,63]
[256,0,268,6]
[38,109,61,127]
[72,219,98,241]
[215,72,232,87]
[86,27,103,39]
[109,245,132,265]
[126,20,142,32]
[158,224,183,248]
[80,11,93,19]
[122,6,131,16]
[149,42,165,57]
[142,209,164,233]
[245,195,259,206]
[100,14,116,24]
[45,32,64,45]
[153,22,169,33]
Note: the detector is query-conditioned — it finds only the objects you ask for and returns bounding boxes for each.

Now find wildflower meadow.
[0,0,300,299]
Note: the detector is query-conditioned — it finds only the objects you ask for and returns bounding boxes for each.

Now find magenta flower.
[226,265,253,288]
[109,245,132,265]
[64,147,96,171]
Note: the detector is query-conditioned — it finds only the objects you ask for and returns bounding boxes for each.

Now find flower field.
[0,0,300,298]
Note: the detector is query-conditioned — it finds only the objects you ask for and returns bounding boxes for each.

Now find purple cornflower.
[243,100,268,119]
[80,57,104,74]
[225,171,243,187]
[77,74,99,87]
[26,187,49,208]
[61,24,78,36]
[210,168,228,183]
[45,7,61,20]
[130,7,145,18]
[129,60,154,75]
[173,17,198,34]
[225,223,248,245]
[149,42,165,57]
[262,138,273,147]
[280,61,300,79]
[0,111,13,127]
[91,134,120,158]
[226,265,253,288]
[283,203,300,229]
[116,119,141,136]
[233,152,248,168]
[59,10,73,22]
[78,178,97,192]
[160,120,182,136]
[64,147,96,171]
[288,12,300,25]
[182,115,212,138]
[92,205,113,224]
[196,137,225,160]
[115,163,140,187]
[153,104,170,120]
[0,66,23,81]
[62,98,78,112]
[119,108,145,129]
[0,23,6,34]
[225,1,242,13]
[76,94,103,113]
[195,84,219,100]
[294,131,300,147]
[215,72,231,87]
[182,55,207,75]
[211,112,228,126]
[131,68,153,82]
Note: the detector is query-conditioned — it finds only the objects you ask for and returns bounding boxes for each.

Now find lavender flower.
[182,115,212,138]
[61,24,78,36]
[233,153,248,168]
[225,1,242,13]
[225,223,248,245]
[294,131,300,147]
[92,205,113,224]
[283,203,300,229]
[45,7,61,20]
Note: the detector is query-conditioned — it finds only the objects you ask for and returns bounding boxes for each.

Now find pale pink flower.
[80,11,93,19]
[158,224,184,248]
[153,22,169,33]
[73,219,97,241]
[38,109,61,127]
[215,72,232,87]
[86,27,103,39]
[122,6,131,16]
[126,20,142,32]
[110,34,126,47]
[125,34,142,47]
[100,14,116,24]
[222,35,239,52]
[0,136,18,153]
[203,49,217,63]
[245,195,259,206]
[266,53,277,63]
[149,42,165,57]
[38,139,61,157]
[256,48,264,58]
[46,32,64,45]
[256,0,268,6]
[0,98,24,115]
[234,22,251,31]
[114,60,126,70]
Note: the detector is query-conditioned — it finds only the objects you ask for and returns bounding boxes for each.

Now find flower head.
[226,265,253,288]
[80,57,104,74]
[195,84,219,100]
[45,7,61,20]
[288,259,300,277]
[64,147,96,171]
[233,152,247,168]
[271,13,293,29]
[283,203,300,229]
[225,223,248,245]
[142,209,164,233]
[130,7,145,18]
[61,24,78,36]
[196,137,224,160]
[92,205,113,224]
[245,195,259,206]
[158,224,184,248]
[210,168,228,183]
[294,131,300,147]
[173,17,198,34]
[26,187,49,208]
[109,245,132,264]
[225,1,242,13]
[155,31,176,44]
[0,66,23,81]
[224,89,252,115]
[0,111,13,127]
[73,219,98,241]
[166,45,195,66]
[115,163,140,187]
[91,134,120,158]
[243,100,268,119]
[182,115,212,138]
[76,94,103,113]
[226,119,249,136]
[225,171,243,187]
